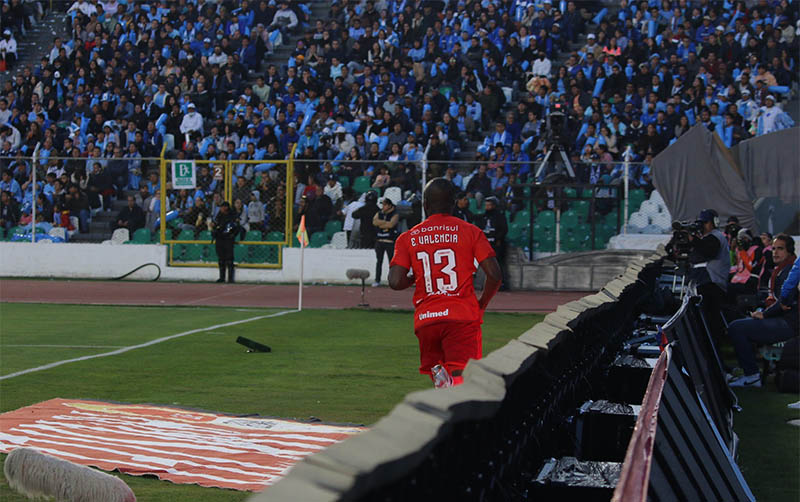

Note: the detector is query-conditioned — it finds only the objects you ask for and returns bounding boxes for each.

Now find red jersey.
[390,213,496,330]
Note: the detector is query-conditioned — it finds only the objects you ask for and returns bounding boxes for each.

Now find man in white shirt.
[208,45,228,66]
[180,103,204,140]
[67,1,98,16]
[758,95,782,134]
[323,174,343,206]
[342,190,365,247]
[531,51,551,77]
[0,98,11,125]
[100,0,119,16]
[0,123,21,150]
[0,30,17,69]
[48,37,71,64]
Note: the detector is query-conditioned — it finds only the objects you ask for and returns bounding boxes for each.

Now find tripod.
[534,143,576,181]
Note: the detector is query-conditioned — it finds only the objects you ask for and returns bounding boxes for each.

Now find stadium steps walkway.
[0,10,70,87]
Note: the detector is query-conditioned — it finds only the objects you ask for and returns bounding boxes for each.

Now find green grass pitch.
[0,303,796,501]
[0,303,540,501]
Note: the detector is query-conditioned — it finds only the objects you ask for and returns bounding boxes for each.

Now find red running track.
[0,279,586,313]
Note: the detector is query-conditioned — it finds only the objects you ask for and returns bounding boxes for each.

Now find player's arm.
[477,256,502,311]
[389,233,413,290]
[389,265,415,290]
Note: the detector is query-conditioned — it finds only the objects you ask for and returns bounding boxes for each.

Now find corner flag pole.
[296,215,309,311]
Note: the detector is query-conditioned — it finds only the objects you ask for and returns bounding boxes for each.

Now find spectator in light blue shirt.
[1,170,23,203]
[408,41,425,62]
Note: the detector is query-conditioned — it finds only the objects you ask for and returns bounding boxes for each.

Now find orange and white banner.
[0,399,364,492]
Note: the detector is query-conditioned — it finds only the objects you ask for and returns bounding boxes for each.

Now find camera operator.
[723,215,741,263]
[687,209,730,348]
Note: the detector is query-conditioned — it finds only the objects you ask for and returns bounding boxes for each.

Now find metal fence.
[159,151,295,269]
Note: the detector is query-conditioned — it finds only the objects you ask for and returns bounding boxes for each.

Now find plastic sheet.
[538,457,622,488]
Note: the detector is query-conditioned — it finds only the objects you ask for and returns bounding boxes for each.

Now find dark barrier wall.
[613,345,754,502]
[251,251,669,502]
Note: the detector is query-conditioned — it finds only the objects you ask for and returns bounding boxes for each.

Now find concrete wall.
[507,248,657,291]
[0,242,387,284]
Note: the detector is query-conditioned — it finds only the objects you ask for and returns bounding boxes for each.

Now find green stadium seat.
[338,175,350,189]
[245,247,263,263]
[581,188,594,199]
[265,231,285,242]
[264,244,279,264]
[536,210,555,226]
[244,230,263,242]
[563,187,577,198]
[198,230,213,241]
[172,243,186,260]
[507,222,524,240]
[184,244,203,261]
[309,231,329,248]
[559,209,579,231]
[150,231,161,243]
[324,219,342,238]
[234,244,248,262]
[572,200,590,218]
[604,211,619,227]
[176,229,195,241]
[561,235,581,252]
[203,244,217,262]
[132,228,151,243]
[513,210,531,225]
[168,217,183,229]
[468,197,485,215]
[352,176,372,194]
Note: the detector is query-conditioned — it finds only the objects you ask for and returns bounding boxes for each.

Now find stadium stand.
[0,0,797,250]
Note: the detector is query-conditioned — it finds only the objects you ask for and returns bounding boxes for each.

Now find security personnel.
[453,191,473,223]
[688,208,730,348]
[372,197,399,286]
[213,201,238,283]
[480,196,508,290]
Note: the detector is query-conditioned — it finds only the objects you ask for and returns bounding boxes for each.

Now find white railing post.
[623,146,632,236]
[421,143,431,219]
[31,142,41,243]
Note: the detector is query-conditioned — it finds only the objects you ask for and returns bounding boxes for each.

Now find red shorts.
[414,320,482,375]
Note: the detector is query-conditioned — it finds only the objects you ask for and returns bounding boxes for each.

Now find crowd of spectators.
[0,0,798,243]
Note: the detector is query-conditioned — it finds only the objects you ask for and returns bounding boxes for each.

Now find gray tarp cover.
[652,125,758,231]
[732,126,800,201]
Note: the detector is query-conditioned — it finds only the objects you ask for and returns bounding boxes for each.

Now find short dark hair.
[774,233,795,255]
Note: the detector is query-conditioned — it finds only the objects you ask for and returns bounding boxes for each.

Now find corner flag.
[296,215,309,247]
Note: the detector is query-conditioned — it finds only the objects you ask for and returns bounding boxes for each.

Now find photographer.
[686,209,731,348]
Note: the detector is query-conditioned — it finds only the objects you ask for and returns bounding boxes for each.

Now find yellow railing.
[158,146,295,269]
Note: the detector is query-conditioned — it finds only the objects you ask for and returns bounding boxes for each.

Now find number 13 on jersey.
[416,248,457,294]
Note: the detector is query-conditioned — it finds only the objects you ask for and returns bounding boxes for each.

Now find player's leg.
[440,321,483,382]
[415,324,446,380]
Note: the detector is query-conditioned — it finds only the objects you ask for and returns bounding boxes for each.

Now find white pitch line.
[0,310,298,380]
[4,345,126,348]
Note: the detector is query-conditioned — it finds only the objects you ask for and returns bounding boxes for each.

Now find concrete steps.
[0,10,70,86]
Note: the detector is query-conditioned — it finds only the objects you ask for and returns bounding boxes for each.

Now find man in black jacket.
[452,192,472,223]
[353,190,379,249]
[115,195,145,234]
[478,196,508,290]
[213,201,238,283]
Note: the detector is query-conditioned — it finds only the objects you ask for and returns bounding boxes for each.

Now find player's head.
[423,178,455,216]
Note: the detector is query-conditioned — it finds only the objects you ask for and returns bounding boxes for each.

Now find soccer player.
[388,178,503,385]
